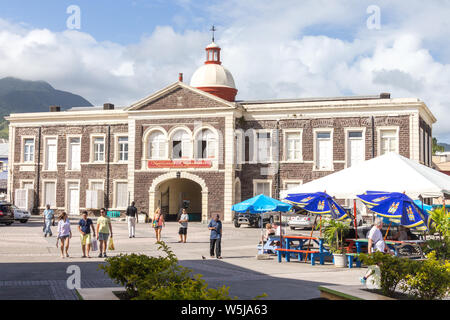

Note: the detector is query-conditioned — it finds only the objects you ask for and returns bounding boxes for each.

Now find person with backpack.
[78,211,96,258]
[126,201,138,238]
[178,208,189,243]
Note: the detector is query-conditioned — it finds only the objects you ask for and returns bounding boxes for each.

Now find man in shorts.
[178,208,189,243]
[78,211,96,258]
[96,208,113,258]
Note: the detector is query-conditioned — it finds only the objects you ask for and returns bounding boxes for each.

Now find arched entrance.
[149,172,208,222]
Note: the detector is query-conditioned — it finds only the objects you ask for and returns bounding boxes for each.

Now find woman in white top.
[57,212,72,258]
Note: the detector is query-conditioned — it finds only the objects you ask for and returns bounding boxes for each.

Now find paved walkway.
[0,217,365,300]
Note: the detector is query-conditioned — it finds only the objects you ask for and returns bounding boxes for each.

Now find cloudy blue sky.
[0,0,449,141]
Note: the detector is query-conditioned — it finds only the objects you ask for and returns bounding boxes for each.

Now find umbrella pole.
[319,215,322,238]
[353,199,358,239]
[384,222,392,241]
[280,211,282,249]
[304,215,318,262]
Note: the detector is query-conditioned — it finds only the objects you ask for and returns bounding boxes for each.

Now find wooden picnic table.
[275,235,331,265]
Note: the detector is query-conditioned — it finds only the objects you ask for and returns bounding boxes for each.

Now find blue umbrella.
[285,192,351,222]
[232,194,292,213]
[357,192,429,231]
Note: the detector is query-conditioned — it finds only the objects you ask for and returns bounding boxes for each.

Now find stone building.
[6,40,436,222]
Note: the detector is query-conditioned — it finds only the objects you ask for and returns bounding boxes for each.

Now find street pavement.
[0,216,365,300]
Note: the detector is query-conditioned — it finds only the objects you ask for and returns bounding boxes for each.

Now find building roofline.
[238,93,391,105]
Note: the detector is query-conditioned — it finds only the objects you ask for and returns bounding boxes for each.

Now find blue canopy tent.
[232,194,293,249]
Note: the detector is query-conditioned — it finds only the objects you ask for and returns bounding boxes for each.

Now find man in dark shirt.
[126,201,138,238]
[208,214,222,259]
[78,211,96,258]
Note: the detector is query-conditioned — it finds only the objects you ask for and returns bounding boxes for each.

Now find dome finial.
[210,25,216,43]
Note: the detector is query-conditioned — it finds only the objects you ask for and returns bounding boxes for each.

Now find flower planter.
[333,253,347,268]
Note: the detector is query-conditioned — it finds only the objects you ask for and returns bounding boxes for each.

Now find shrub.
[424,207,450,261]
[359,252,411,297]
[99,241,244,300]
[402,252,450,300]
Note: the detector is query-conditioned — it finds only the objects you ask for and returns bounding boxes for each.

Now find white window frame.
[313,128,334,171]
[282,179,303,192]
[114,134,129,163]
[20,180,34,190]
[235,129,244,169]
[41,179,57,208]
[344,127,366,168]
[255,129,273,164]
[113,180,129,209]
[377,127,399,156]
[65,179,81,214]
[193,127,218,160]
[283,129,303,162]
[43,136,58,172]
[90,134,106,163]
[253,179,273,197]
[88,179,105,191]
[66,135,82,171]
[21,136,36,163]
[169,127,193,160]
[143,127,169,161]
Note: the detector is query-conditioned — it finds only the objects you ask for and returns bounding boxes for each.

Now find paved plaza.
[0,216,365,300]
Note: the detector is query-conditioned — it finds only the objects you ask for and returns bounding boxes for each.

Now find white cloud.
[0,2,449,142]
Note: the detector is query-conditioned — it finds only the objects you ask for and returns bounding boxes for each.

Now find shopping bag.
[108,237,115,251]
[91,238,98,252]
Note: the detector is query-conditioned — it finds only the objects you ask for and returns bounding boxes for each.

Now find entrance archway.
[149,172,208,222]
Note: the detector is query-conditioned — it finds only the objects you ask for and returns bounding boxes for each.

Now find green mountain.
[438,142,450,152]
[0,77,93,138]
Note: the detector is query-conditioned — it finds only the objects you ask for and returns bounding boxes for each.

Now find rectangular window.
[380,130,398,155]
[22,182,34,190]
[93,137,105,162]
[419,128,424,163]
[284,181,302,191]
[118,137,128,161]
[347,130,364,167]
[44,182,56,208]
[316,131,332,170]
[286,132,301,161]
[45,138,57,171]
[116,182,128,208]
[23,139,34,162]
[68,137,81,170]
[90,181,104,191]
[257,132,271,163]
[254,181,271,197]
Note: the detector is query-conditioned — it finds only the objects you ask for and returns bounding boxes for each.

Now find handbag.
[91,238,98,251]
[108,237,115,251]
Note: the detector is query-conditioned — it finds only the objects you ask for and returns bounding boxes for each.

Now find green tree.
[432,137,444,155]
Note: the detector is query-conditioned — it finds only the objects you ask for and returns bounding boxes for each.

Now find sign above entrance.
[148,160,212,168]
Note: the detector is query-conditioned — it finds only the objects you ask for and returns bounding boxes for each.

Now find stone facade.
[6,82,435,222]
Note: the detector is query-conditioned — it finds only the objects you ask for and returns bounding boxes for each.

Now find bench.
[346,253,361,268]
[275,248,324,265]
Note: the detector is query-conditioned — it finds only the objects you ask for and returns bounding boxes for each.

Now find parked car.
[288,212,316,230]
[0,203,15,226]
[234,211,274,228]
[12,205,31,223]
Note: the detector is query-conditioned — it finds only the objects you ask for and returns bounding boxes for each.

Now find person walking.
[126,201,138,238]
[43,204,55,237]
[152,208,165,243]
[57,212,72,258]
[96,208,113,258]
[361,218,386,284]
[178,208,189,243]
[208,214,222,259]
[78,211,96,258]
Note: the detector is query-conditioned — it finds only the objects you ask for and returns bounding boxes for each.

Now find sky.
[0,0,449,141]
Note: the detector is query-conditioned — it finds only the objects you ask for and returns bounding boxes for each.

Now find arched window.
[171,129,192,159]
[148,131,166,159]
[195,129,216,159]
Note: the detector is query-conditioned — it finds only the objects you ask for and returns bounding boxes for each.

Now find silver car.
[288,212,316,230]
[12,205,31,223]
